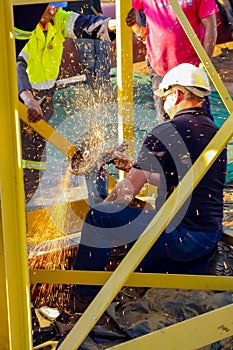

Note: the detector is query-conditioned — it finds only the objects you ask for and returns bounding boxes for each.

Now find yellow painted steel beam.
[58,108,233,349]
[19,102,77,159]
[107,303,233,350]
[0,1,32,349]
[29,269,233,292]
[169,0,233,114]
[116,0,134,162]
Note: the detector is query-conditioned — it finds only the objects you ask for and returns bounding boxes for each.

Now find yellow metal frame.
[19,102,77,158]
[0,1,32,349]
[107,304,233,350]
[1,0,233,349]
[30,270,233,291]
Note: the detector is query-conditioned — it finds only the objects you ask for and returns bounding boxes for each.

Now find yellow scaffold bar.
[0,1,32,349]
[108,303,233,350]
[29,269,233,292]
[18,102,77,159]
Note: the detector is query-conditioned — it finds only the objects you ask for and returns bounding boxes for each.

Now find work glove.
[111,153,133,172]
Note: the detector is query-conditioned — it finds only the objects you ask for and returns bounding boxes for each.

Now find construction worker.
[72,63,226,305]
[126,0,218,123]
[17,2,116,203]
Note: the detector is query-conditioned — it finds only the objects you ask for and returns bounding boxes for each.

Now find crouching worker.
[17,2,116,202]
[72,63,227,306]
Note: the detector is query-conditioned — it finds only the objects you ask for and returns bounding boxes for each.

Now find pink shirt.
[133,0,218,76]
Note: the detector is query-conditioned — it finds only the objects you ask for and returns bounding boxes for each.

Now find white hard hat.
[155,63,211,98]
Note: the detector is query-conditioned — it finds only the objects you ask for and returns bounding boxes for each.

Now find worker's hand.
[111,153,133,172]
[20,90,43,122]
[25,99,44,123]
[108,19,116,31]
[126,8,137,27]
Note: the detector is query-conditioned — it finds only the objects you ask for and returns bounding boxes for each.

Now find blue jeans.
[72,202,222,299]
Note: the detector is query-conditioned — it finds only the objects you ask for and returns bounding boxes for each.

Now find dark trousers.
[72,202,222,299]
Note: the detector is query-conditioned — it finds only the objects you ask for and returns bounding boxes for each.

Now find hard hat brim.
[154,88,166,97]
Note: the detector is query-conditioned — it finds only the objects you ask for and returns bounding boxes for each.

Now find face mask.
[163,92,178,119]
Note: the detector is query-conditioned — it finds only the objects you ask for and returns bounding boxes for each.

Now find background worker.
[126,0,219,123]
[65,0,112,90]
[72,63,226,303]
[17,2,116,203]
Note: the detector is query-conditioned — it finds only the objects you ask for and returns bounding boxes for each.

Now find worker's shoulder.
[56,8,73,21]
[149,120,180,142]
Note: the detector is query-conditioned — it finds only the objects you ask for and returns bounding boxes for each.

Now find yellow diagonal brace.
[107,303,233,350]
[18,102,77,159]
[58,101,233,350]
[29,270,233,292]
[169,0,233,114]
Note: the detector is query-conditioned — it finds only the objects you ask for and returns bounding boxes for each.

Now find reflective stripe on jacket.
[14,27,33,40]
[22,159,46,171]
